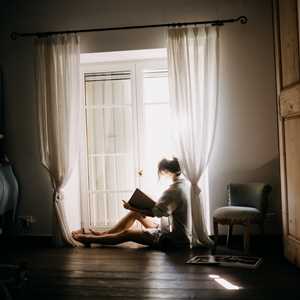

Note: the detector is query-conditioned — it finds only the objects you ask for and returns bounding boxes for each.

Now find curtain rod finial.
[238,16,248,24]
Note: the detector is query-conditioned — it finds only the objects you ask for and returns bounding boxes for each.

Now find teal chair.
[213,183,272,253]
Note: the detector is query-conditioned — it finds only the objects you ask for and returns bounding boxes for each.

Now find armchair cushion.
[213,206,263,225]
[228,183,271,216]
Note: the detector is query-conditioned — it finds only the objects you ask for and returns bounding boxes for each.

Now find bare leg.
[137,216,159,229]
[73,211,140,237]
[96,211,142,234]
[73,230,156,247]
[90,211,158,236]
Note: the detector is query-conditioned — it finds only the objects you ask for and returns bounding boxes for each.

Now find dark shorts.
[143,229,190,250]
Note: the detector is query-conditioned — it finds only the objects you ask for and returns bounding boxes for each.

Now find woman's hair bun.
[157,157,181,177]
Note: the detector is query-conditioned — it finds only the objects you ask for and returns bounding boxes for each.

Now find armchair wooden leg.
[243,224,251,254]
[213,219,219,253]
[226,224,233,248]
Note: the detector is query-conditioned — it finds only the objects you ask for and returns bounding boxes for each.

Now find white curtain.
[35,34,81,246]
[167,26,219,247]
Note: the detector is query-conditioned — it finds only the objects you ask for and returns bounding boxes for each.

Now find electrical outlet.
[26,216,36,224]
[19,215,36,223]
[18,216,36,232]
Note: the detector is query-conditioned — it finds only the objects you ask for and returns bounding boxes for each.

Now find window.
[80,52,174,229]
[80,49,211,234]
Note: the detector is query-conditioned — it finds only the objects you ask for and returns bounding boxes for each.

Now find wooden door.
[274,0,300,267]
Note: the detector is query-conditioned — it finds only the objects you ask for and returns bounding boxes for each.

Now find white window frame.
[79,54,168,230]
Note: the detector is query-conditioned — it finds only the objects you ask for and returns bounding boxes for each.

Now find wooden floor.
[1,239,300,300]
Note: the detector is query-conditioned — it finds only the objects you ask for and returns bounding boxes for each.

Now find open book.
[186,255,263,269]
[128,188,156,210]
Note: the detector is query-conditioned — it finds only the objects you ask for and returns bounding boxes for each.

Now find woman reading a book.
[73,157,191,249]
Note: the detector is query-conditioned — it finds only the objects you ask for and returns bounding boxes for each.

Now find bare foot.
[72,228,85,238]
[72,228,98,238]
[73,233,93,245]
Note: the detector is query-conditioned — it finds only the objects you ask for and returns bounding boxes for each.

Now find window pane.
[86,107,104,154]
[88,155,105,191]
[143,104,174,197]
[92,191,132,227]
[86,107,133,154]
[105,155,135,191]
[143,70,169,103]
[103,107,133,154]
[106,192,118,226]
[85,72,132,106]
[88,155,135,192]
[91,192,106,227]
[141,69,173,198]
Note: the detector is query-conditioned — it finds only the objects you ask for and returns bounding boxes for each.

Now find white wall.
[0,0,281,235]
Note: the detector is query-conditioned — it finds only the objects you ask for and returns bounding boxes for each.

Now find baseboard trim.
[1,235,54,248]
[209,233,283,242]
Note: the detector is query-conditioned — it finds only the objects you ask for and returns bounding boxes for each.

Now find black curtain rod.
[10,16,247,40]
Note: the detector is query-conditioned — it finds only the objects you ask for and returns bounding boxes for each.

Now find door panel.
[278,0,300,87]
[84,69,138,228]
[280,83,300,117]
[136,65,174,199]
[274,0,300,267]
[285,118,300,239]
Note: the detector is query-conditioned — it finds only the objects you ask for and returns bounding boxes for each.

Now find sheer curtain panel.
[167,26,219,247]
[35,34,81,246]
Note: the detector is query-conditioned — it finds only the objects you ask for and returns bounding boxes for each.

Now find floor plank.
[1,240,300,300]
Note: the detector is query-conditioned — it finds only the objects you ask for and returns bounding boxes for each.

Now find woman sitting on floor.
[73,157,191,250]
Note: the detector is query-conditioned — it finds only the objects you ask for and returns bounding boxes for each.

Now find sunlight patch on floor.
[209,274,241,290]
